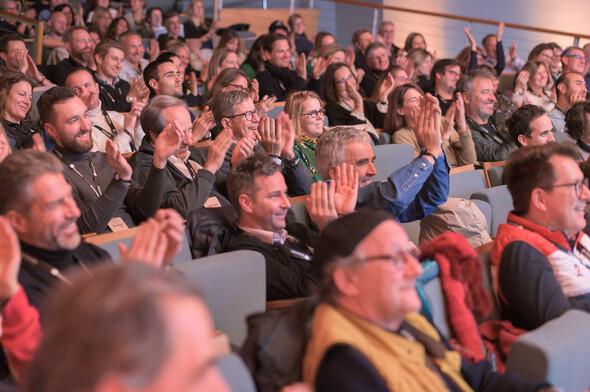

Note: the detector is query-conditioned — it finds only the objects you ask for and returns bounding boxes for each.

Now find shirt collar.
[238,225,288,245]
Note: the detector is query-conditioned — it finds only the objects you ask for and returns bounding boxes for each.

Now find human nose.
[404,253,423,278]
[367,161,378,176]
[66,195,81,219]
[547,132,555,142]
[281,193,291,209]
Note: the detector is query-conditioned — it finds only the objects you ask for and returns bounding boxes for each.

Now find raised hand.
[119,218,168,267]
[276,112,295,160]
[231,130,257,166]
[354,68,365,87]
[15,48,28,74]
[345,77,363,112]
[464,27,477,51]
[154,208,185,265]
[514,70,529,94]
[442,101,456,141]
[128,77,150,101]
[378,72,395,103]
[123,97,146,132]
[0,216,22,299]
[249,78,260,103]
[106,139,133,180]
[497,21,505,42]
[147,38,160,61]
[415,94,443,159]
[306,180,338,232]
[258,117,281,155]
[255,94,277,119]
[332,162,359,215]
[455,92,467,132]
[203,129,232,173]
[153,123,183,169]
[509,41,518,60]
[312,57,327,79]
[191,106,216,143]
[296,52,307,80]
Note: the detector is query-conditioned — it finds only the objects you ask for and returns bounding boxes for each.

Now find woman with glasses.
[386,83,476,168]
[512,61,555,111]
[322,62,385,142]
[285,91,326,182]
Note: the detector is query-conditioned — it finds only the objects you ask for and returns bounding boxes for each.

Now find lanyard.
[104,110,137,152]
[184,160,198,179]
[21,252,92,285]
[54,149,103,198]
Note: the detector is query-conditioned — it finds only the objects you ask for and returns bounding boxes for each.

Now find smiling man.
[360,42,390,97]
[458,69,517,161]
[119,31,150,84]
[256,33,307,101]
[36,87,177,234]
[492,143,590,332]
[506,104,555,147]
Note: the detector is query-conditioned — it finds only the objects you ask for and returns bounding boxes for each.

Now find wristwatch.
[126,96,135,103]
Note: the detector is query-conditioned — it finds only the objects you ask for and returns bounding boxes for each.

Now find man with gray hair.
[458,69,516,161]
[130,95,233,218]
[361,42,390,97]
[315,97,449,222]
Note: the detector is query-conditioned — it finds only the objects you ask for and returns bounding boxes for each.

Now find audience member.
[53,26,94,86]
[288,13,313,57]
[561,46,586,76]
[404,32,426,52]
[124,0,146,30]
[138,6,164,39]
[0,124,10,163]
[458,70,517,161]
[408,48,433,89]
[548,72,587,132]
[0,73,37,150]
[119,31,150,84]
[183,0,216,45]
[241,34,267,80]
[37,87,174,234]
[360,42,390,97]
[388,85,476,167]
[206,48,240,88]
[156,51,203,107]
[42,11,68,64]
[429,58,461,115]
[512,61,554,111]
[0,34,51,85]
[105,16,129,41]
[369,64,409,102]
[506,104,555,147]
[303,209,553,391]
[351,28,373,72]
[565,102,590,160]
[90,6,114,39]
[144,58,183,98]
[256,33,307,101]
[65,67,145,153]
[158,11,184,51]
[130,95,232,217]
[493,143,590,331]
[378,21,400,58]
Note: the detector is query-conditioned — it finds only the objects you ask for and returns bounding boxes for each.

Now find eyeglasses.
[357,248,421,269]
[566,54,589,64]
[227,83,249,92]
[541,178,590,198]
[301,108,326,118]
[335,74,354,85]
[226,108,259,121]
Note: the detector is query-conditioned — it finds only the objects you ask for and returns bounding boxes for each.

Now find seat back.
[482,160,506,188]
[267,104,284,119]
[470,185,513,236]
[423,276,451,340]
[288,195,311,229]
[173,250,266,346]
[217,353,257,392]
[449,169,487,199]
[372,144,415,182]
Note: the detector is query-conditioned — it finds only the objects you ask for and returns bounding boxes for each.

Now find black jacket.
[94,73,132,112]
[256,62,307,102]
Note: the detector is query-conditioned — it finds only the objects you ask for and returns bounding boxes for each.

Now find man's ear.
[94,54,103,67]
[0,52,6,62]
[5,210,29,237]
[148,78,158,93]
[517,134,529,147]
[220,117,232,131]
[556,82,567,97]
[65,42,72,54]
[328,165,337,180]
[529,187,548,212]
[44,122,57,139]
[238,193,254,214]
[461,91,471,105]
[333,265,360,296]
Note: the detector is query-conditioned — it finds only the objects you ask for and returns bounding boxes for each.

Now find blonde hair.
[408,48,432,82]
[187,0,205,25]
[284,90,323,143]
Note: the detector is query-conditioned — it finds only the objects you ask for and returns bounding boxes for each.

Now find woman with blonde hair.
[206,48,240,90]
[184,0,217,46]
[285,90,326,182]
[408,48,433,87]
[512,61,555,111]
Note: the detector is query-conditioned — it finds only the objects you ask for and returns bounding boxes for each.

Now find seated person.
[565,101,590,160]
[65,67,145,154]
[93,39,149,113]
[429,58,462,115]
[511,61,555,112]
[360,42,390,97]
[130,95,232,218]
[492,143,590,331]
[212,90,311,196]
[225,152,355,300]
[157,11,185,51]
[506,104,555,147]
[387,84,476,168]
[42,11,68,64]
[0,73,39,150]
[53,26,94,86]
[37,87,176,234]
[256,33,307,102]
[315,99,449,222]
[155,51,203,107]
[119,31,151,84]
[0,34,51,85]
[288,14,313,57]
[303,209,553,392]
[458,69,517,162]
[24,262,228,392]
[351,28,373,72]
[548,72,587,133]
[285,90,325,183]
[323,62,385,141]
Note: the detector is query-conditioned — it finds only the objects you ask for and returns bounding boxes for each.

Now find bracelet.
[115,174,133,185]
[37,75,45,84]
[268,154,282,160]
[420,150,437,161]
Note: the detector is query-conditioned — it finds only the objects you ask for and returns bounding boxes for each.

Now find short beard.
[60,129,93,154]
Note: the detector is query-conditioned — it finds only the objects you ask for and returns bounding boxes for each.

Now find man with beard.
[360,42,390,97]
[458,69,517,162]
[37,87,181,234]
[430,59,461,115]
[65,67,145,154]
[53,26,94,86]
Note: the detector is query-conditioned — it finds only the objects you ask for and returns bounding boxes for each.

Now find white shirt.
[88,102,144,153]
[120,58,150,84]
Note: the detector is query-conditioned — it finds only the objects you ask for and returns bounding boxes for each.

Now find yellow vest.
[303,303,474,392]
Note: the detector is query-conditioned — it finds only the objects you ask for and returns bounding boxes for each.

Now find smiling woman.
[0,72,36,150]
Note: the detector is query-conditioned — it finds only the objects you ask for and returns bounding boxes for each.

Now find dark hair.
[370,64,405,102]
[430,58,460,81]
[0,72,35,122]
[404,32,425,52]
[351,28,370,45]
[481,33,495,47]
[287,13,302,30]
[162,10,179,23]
[322,62,352,103]
[262,33,288,53]
[140,95,187,140]
[311,31,335,58]
[384,83,424,135]
[143,58,174,96]
[554,72,577,100]
[218,29,240,51]
[504,142,581,215]
[226,152,282,216]
[64,66,93,85]
[527,43,552,62]
[505,104,547,146]
[145,7,163,24]
[106,16,129,40]
[0,150,63,214]
[565,101,590,141]
[63,25,89,44]
[243,34,267,71]
[23,263,203,392]
[0,33,23,54]
[53,3,74,26]
[156,51,179,62]
[37,86,76,126]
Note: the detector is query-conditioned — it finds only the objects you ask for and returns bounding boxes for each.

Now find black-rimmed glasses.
[301,108,326,118]
[540,178,590,198]
[226,108,259,121]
